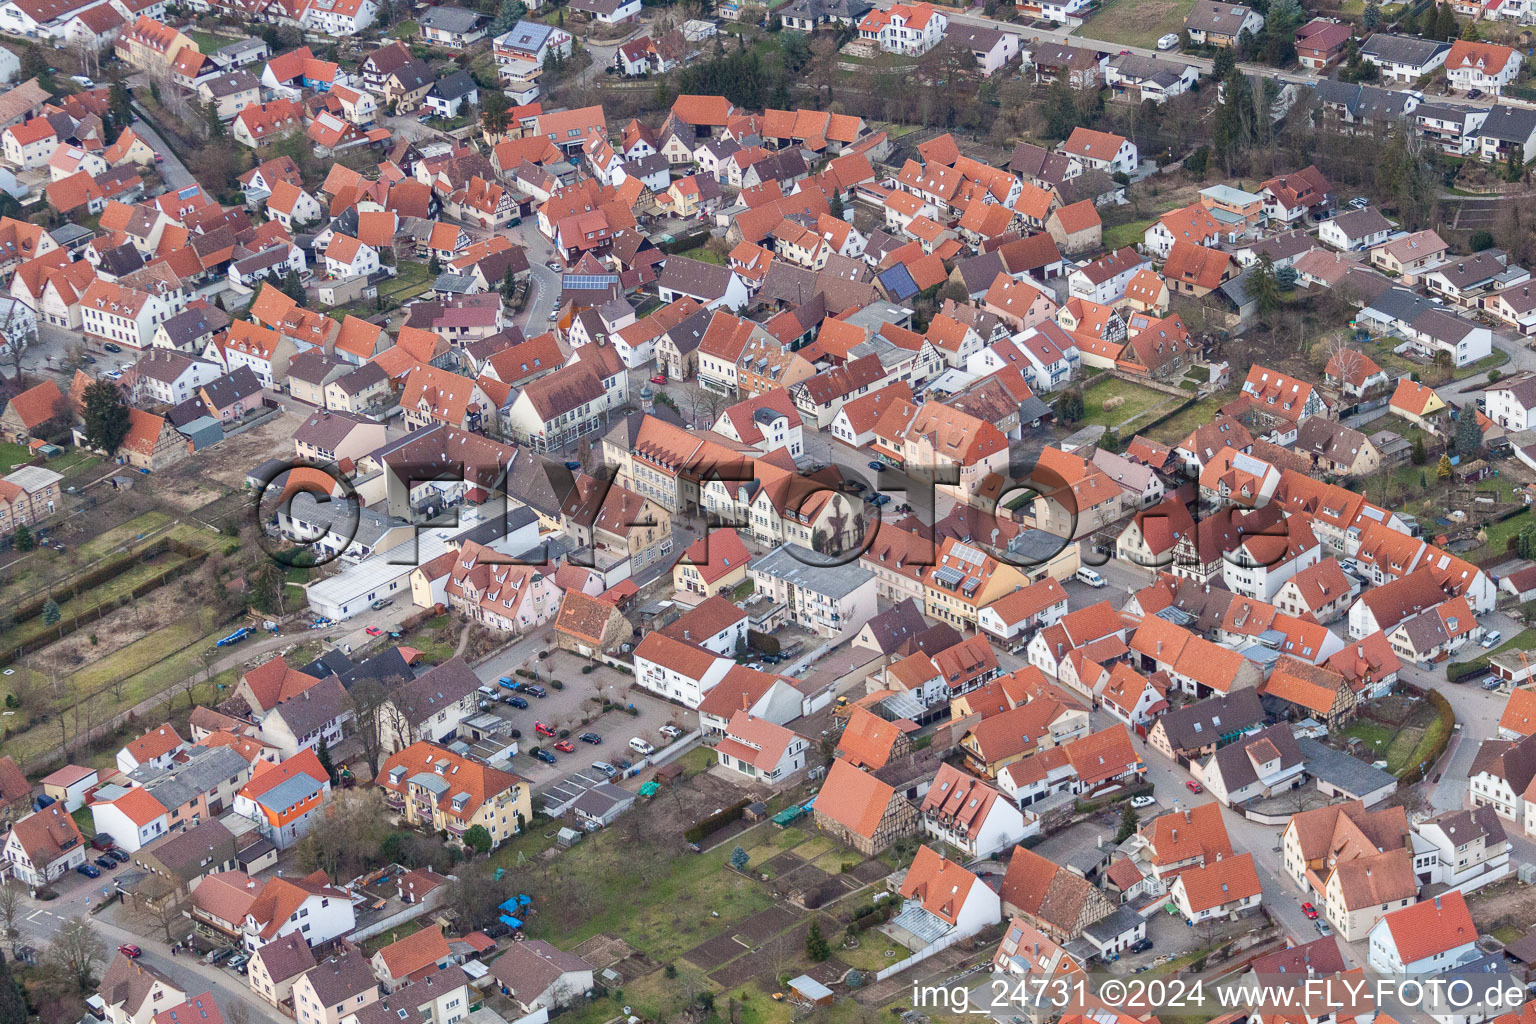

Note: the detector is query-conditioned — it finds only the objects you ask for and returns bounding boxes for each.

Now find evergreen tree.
[12,524,33,552]
[729,846,749,871]
[1437,3,1457,40]
[316,744,337,784]
[1412,435,1427,465]
[1507,146,1525,183]
[1362,1,1381,29]
[1043,74,1078,141]
[828,190,844,219]
[0,950,25,1024]
[805,921,830,962]
[81,379,131,455]
[1248,255,1281,316]
[206,103,225,141]
[1437,453,1453,479]
[109,80,134,128]
[1456,408,1483,460]
[1115,803,1138,843]
[42,598,61,625]
[462,825,492,855]
[501,265,516,297]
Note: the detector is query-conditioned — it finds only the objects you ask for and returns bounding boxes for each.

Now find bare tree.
[347,679,392,778]
[0,879,25,936]
[2,298,37,383]
[45,916,106,993]
[133,877,187,945]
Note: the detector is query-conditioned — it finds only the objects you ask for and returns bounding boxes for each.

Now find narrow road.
[126,113,196,191]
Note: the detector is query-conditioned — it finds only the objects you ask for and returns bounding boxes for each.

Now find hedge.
[684,799,751,844]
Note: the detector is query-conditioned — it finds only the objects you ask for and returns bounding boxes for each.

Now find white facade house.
[1,805,89,886]
[1445,41,1522,96]
[1367,894,1479,974]
[631,631,733,708]
[856,1,948,55]
[919,765,1029,859]
[1483,373,1536,432]
[89,785,169,852]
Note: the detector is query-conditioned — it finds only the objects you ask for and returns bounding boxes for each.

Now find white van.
[477,684,499,699]
[1075,567,1106,588]
[629,737,655,756]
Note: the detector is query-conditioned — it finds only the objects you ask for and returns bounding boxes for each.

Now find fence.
[873,928,967,981]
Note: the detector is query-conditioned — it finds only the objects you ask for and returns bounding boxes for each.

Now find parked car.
[1301,902,1319,919]
[93,856,117,870]
[226,954,250,973]
[107,848,128,862]
[102,343,121,353]
[534,749,557,764]
[90,835,115,851]
[1484,678,1504,691]
[205,948,235,965]
[1184,780,1203,794]
[1130,795,1156,808]
[866,460,886,472]
[365,627,383,637]
[612,758,633,772]
[650,374,668,385]
[629,737,655,756]
[592,761,617,777]
[1468,88,1484,99]
[535,721,556,736]
[563,461,581,471]
[525,685,548,698]
[506,695,529,709]
[117,945,141,959]
[554,740,575,753]
[1316,919,1332,935]
[579,732,602,744]
[1075,567,1106,588]
[370,599,392,611]
[76,864,100,878]
[1482,630,1503,648]
[659,724,682,739]
[1130,938,1154,953]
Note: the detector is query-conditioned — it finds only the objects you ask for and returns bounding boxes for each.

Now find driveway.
[127,113,195,191]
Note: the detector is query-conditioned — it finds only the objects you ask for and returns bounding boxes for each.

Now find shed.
[788,976,834,1006]
[177,415,225,450]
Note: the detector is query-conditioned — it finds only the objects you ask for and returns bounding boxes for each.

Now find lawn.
[1340,703,1451,776]
[378,261,434,305]
[397,613,458,664]
[188,30,237,51]
[0,443,33,473]
[5,552,198,653]
[1148,389,1238,444]
[680,246,725,266]
[1102,218,1155,251]
[1079,377,1174,433]
[1482,508,1532,555]
[525,821,778,962]
[1083,0,1196,48]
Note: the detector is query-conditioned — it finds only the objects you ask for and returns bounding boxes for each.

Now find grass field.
[188,30,237,51]
[1339,701,1451,776]
[378,261,434,305]
[1148,389,1238,444]
[1079,377,1174,433]
[679,246,726,265]
[1102,218,1155,251]
[1083,0,1197,49]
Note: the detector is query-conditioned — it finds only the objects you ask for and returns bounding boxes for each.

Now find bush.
[582,665,594,674]
[551,679,564,690]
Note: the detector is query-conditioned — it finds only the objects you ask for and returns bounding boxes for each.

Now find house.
[1370,229,1450,283]
[134,819,238,897]
[1367,893,1479,974]
[1184,0,1262,45]
[0,464,62,535]
[812,758,919,855]
[39,764,95,814]
[96,955,186,1024]
[375,657,483,754]
[1060,127,1137,176]
[855,2,949,55]
[1104,53,1199,104]
[1445,40,1521,96]
[1,804,87,885]
[1295,418,1382,478]
[1484,372,1536,431]
[1169,853,1263,921]
[1414,805,1511,888]
[290,950,379,1024]
[918,763,1028,859]
[117,724,188,774]
[371,926,452,991]
[748,543,877,638]
[1260,165,1333,223]
[568,0,641,23]
[895,845,1002,942]
[232,750,331,850]
[248,934,317,1009]
[418,6,487,46]
[1163,240,1235,297]
[1320,207,1393,252]
[1,378,66,442]
[1360,33,1450,82]
[490,941,594,1015]
[998,845,1115,941]
[1390,378,1447,432]
[715,712,808,784]
[1324,347,1389,398]
[1193,722,1306,806]
[1295,19,1352,69]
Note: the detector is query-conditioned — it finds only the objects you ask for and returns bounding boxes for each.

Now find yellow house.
[1389,378,1447,434]
[378,741,532,849]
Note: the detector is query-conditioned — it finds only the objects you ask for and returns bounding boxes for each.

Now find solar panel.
[561,273,618,289]
[933,566,964,588]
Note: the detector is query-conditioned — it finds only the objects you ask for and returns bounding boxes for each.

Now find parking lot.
[472,649,697,790]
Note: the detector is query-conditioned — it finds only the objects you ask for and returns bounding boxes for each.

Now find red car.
[118,945,142,959]
[1184,780,1203,794]
[554,740,575,753]
[535,722,556,736]
[1301,902,1318,919]
[649,374,667,385]
[365,626,382,636]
